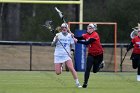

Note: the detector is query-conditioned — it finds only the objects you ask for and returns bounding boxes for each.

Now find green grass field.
[0,71,139,93]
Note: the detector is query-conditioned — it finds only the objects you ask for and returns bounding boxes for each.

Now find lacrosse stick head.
[130,28,138,39]
[55,26,61,33]
[130,23,140,39]
[42,20,55,34]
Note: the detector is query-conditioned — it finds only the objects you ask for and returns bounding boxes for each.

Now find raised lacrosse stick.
[55,7,72,34]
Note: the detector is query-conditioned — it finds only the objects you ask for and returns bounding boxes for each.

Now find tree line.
[0,0,140,43]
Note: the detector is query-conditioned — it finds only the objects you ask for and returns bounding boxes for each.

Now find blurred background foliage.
[0,0,140,43]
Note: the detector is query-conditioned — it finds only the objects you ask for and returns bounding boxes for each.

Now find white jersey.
[53,32,74,56]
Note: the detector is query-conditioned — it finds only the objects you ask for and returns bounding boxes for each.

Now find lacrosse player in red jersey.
[74,23,105,88]
[51,23,82,88]
[127,23,140,81]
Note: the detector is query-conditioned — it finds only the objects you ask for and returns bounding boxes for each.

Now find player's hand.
[70,49,75,57]
[70,32,74,37]
[55,34,59,42]
[74,38,78,43]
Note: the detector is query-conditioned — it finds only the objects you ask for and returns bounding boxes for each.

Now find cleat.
[137,75,140,81]
[100,61,105,69]
[82,84,87,88]
[76,83,82,88]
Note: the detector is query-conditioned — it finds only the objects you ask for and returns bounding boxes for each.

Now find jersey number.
[63,43,67,47]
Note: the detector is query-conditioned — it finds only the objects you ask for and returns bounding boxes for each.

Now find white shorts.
[54,55,71,63]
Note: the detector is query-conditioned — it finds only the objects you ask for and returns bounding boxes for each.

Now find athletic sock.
[75,79,82,88]
[75,79,80,84]
[137,75,140,81]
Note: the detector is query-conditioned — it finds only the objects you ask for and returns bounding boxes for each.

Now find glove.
[74,38,78,43]
[71,49,75,52]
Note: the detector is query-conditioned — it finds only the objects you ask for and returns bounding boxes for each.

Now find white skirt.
[54,55,71,63]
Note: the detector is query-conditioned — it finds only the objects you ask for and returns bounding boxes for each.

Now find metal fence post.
[120,44,123,72]
[30,43,32,71]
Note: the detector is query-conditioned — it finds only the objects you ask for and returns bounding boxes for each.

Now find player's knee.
[93,68,100,73]
[55,71,61,75]
[133,66,137,69]
[68,67,75,72]
[93,70,98,73]
[56,72,61,75]
[132,63,137,69]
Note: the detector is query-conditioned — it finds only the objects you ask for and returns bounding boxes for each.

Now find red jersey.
[82,31,103,56]
[131,36,140,54]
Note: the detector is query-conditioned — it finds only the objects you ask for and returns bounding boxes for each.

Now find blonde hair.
[55,26,61,33]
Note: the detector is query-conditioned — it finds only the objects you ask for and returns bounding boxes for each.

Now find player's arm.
[77,38,96,45]
[74,36,84,40]
[51,35,59,47]
[126,42,133,51]
[70,35,75,52]
[71,43,75,53]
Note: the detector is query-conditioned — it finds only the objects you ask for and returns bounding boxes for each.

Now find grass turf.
[0,71,139,93]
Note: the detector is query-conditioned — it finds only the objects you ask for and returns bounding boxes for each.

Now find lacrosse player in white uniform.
[51,23,82,88]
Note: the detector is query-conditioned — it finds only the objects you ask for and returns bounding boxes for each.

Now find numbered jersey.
[53,32,74,56]
[132,36,140,54]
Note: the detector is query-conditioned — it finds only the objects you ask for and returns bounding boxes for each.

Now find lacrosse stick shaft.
[55,7,72,33]
[120,51,128,72]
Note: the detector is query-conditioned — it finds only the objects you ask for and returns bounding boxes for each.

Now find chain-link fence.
[0,41,136,72]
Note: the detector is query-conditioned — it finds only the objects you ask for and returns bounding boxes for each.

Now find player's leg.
[65,59,77,79]
[137,67,140,81]
[132,58,138,81]
[93,54,103,73]
[99,60,105,69]
[131,54,140,81]
[131,53,138,69]
[137,56,140,81]
[55,63,63,75]
[54,55,64,75]
[65,59,82,88]
[83,55,94,88]
[132,59,138,69]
